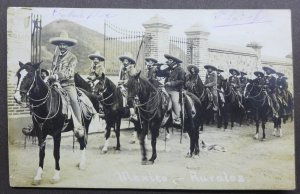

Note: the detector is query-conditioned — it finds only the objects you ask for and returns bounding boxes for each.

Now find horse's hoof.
[261,137,266,141]
[193,154,200,159]
[79,163,86,170]
[115,147,121,151]
[253,134,259,140]
[102,149,108,154]
[147,160,155,165]
[32,179,41,186]
[166,133,170,139]
[185,152,192,158]
[141,159,148,165]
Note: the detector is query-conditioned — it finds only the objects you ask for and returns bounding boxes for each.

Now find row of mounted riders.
[12,30,294,185]
[13,60,293,185]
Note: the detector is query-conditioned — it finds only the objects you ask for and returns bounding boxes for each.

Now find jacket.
[205,71,217,90]
[165,65,185,92]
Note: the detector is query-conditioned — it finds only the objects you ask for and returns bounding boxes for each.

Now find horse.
[184,73,213,132]
[91,73,138,153]
[220,79,245,129]
[244,79,280,140]
[13,62,97,185]
[127,71,201,164]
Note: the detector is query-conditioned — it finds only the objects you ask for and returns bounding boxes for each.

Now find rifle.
[180,89,185,144]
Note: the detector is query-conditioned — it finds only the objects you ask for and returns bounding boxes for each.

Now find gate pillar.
[185,23,210,78]
[143,15,172,63]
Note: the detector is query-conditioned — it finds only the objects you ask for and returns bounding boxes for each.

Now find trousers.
[63,84,82,124]
[167,90,181,120]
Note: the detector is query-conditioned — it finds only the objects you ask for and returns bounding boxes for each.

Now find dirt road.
[9,121,295,190]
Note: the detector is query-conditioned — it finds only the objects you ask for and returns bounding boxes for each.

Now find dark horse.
[185,74,213,132]
[244,79,281,140]
[220,79,245,130]
[93,73,135,152]
[14,62,97,185]
[127,71,201,164]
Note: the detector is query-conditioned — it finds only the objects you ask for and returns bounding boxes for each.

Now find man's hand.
[48,74,58,81]
[165,82,171,86]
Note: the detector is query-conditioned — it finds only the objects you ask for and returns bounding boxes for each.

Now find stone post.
[185,23,210,78]
[246,42,263,70]
[143,15,172,63]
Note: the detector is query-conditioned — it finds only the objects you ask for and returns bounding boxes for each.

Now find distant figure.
[204,65,218,111]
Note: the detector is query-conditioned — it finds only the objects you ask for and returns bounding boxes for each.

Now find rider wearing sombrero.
[253,71,265,87]
[216,68,225,106]
[262,66,280,117]
[164,54,185,125]
[145,57,158,81]
[48,31,84,138]
[229,68,243,103]
[87,51,105,81]
[276,72,288,108]
[239,71,248,93]
[204,65,218,111]
[185,64,201,93]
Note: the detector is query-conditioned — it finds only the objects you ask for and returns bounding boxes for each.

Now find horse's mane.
[74,73,92,92]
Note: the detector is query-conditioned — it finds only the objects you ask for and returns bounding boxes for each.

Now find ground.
[9,120,295,190]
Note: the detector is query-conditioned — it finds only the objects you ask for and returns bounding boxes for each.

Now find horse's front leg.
[51,134,61,183]
[115,118,121,150]
[32,139,46,185]
[139,125,148,165]
[254,110,259,139]
[149,126,158,164]
[262,116,266,140]
[102,120,113,153]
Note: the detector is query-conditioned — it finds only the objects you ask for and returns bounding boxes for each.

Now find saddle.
[53,85,97,131]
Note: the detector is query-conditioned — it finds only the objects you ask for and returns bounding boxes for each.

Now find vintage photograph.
[8,7,295,189]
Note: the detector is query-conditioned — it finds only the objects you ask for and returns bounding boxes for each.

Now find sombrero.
[49,31,77,46]
[204,65,217,71]
[145,57,158,63]
[164,54,183,63]
[276,72,285,77]
[216,69,224,73]
[229,68,240,76]
[41,69,49,76]
[187,64,199,74]
[119,55,136,65]
[254,71,264,77]
[89,51,105,61]
[240,71,247,76]
[262,66,276,74]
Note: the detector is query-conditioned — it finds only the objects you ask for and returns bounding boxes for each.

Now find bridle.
[97,77,114,106]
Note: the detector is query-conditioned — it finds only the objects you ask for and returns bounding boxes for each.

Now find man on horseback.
[239,71,248,93]
[164,54,185,125]
[87,51,105,115]
[228,68,243,104]
[276,72,288,106]
[185,64,201,93]
[254,71,265,86]
[216,68,225,107]
[262,66,280,118]
[87,51,105,84]
[145,57,158,81]
[41,69,49,82]
[48,31,84,138]
[204,65,218,111]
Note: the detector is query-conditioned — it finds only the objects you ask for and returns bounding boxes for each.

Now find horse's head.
[127,71,142,108]
[14,61,41,104]
[244,79,260,98]
[94,73,107,95]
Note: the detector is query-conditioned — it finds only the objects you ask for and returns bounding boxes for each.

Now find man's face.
[41,72,47,80]
[166,59,174,66]
[191,68,195,74]
[93,57,100,65]
[123,59,130,66]
[146,60,154,67]
[232,71,237,76]
[58,42,69,53]
[207,67,212,73]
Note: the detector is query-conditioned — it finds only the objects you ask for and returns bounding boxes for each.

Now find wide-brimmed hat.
[89,51,105,61]
[119,55,136,65]
[41,69,49,76]
[276,72,285,77]
[262,66,276,74]
[49,31,77,46]
[187,64,199,74]
[240,71,247,76]
[164,54,182,63]
[204,65,217,71]
[216,69,224,73]
[254,71,264,77]
[229,68,240,76]
[145,57,158,63]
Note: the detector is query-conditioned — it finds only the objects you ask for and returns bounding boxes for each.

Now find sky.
[32,8,292,58]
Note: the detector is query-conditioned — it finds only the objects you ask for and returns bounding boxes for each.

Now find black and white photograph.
[7,7,295,189]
